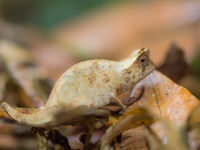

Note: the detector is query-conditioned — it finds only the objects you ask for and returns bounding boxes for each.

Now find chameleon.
[1,48,155,128]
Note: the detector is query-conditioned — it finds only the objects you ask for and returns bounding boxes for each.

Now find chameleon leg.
[90,108,110,116]
[111,91,126,109]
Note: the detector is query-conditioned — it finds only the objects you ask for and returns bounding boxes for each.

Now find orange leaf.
[121,70,199,149]
[130,70,199,125]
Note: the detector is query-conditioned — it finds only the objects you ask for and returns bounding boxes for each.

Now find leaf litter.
[0,41,200,150]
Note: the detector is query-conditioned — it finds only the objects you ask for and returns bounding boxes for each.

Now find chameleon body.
[2,48,155,127]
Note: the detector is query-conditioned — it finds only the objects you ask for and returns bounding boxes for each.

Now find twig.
[32,128,72,150]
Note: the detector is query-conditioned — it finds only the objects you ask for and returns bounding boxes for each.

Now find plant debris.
[0,41,200,150]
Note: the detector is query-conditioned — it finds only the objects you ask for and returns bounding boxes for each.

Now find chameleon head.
[131,48,155,80]
[119,48,155,91]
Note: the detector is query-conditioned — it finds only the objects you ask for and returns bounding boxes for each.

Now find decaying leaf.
[179,75,200,99]
[129,70,199,126]
[0,40,52,107]
[32,128,72,150]
[100,107,154,150]
[0,73,9,102]
[0,105,13,121]
[116,70,200,149]
[185,105,200,150]
[158,43,189,82]
[0,40,200,150]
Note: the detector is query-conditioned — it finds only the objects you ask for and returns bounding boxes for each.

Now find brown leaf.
[0,73,9,102]
[185,105,200,150]
[0,105,13,120]
[158,43,189,82]
[0,41,53,107]
[179,75,200,99]
[120,70,199,149]
[130,70,199,125]
[100,108,154,150]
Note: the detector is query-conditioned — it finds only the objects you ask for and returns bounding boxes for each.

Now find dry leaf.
[158,43,189,82]
[130,70,199,125]
[0,40,52,107]
[119,70,199,149]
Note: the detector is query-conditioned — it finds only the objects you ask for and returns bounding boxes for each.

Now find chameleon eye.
[139,57,148,67]
[140,59,145,63]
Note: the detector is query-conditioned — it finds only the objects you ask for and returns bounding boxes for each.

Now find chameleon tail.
[1,102,55,127]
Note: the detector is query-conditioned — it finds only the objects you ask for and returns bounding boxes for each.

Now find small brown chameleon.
[2,48,155,127]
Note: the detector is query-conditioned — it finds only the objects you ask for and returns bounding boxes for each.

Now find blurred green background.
[1,0,124,29]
